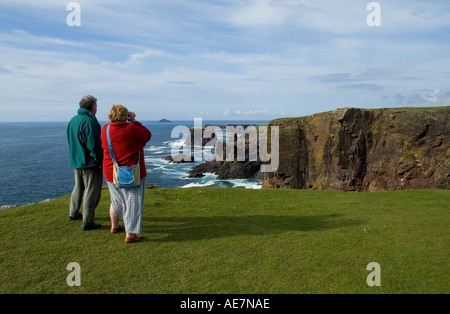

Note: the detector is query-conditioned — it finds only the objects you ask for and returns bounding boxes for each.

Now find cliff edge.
[263,107,450,191]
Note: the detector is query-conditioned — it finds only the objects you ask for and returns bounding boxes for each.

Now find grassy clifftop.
[271,106,450,123]
[0,187,448,294]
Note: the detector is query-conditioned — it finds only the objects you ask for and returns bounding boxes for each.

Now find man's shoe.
[81,222,102,231]
[68,213,82,220]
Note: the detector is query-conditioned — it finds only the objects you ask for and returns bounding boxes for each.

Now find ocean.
[0,120,269,208]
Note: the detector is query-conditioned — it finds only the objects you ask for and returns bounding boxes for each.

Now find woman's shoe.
[111,225,125,234]
[124,235,141,243]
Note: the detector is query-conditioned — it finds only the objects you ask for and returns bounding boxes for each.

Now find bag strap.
[106,124,140,166]
[106,124,117,164]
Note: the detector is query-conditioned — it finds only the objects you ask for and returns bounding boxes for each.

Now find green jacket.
[67,108,103,169]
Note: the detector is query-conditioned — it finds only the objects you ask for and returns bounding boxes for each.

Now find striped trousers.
[107,178,145,234]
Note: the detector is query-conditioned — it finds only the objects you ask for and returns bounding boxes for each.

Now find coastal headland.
[168,107,450,192]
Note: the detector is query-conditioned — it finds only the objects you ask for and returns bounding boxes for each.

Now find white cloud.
[125,49,167,65]
[229,0,289,26]
[1,29,85,48]
[200,51,283,65]
[384,89,450,107]
[227,0,450,35]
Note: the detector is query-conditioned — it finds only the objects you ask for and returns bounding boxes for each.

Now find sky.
[0,0,450,122]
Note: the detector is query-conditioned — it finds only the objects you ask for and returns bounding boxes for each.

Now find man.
[67,95,103,230]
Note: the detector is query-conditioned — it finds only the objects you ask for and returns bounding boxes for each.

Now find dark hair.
[79,95,97,110]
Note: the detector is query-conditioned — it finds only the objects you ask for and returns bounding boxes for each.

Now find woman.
[101,105,151,243]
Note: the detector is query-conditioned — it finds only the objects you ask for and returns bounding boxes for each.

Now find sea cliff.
[263,107,450,191]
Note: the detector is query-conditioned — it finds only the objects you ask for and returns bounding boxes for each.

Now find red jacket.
[101,121,151,183]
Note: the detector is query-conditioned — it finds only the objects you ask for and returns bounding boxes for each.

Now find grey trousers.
[70,167,103,227]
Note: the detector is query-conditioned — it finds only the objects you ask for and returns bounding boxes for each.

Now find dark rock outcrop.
[263,107,450,191]
[169,124,266,180]
[164,154,195,164]
[187,140,264,180]
[187,159,263,180]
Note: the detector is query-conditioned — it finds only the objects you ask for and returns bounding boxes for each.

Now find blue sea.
[0,120,268,208]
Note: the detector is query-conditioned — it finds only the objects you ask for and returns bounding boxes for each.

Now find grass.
[0,187,448,294]
[272,106,450,123]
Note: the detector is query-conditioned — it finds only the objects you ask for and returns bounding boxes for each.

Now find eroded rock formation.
[263,107,449,191]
